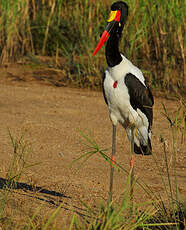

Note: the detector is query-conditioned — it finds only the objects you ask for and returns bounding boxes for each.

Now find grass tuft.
[0,0,185,92]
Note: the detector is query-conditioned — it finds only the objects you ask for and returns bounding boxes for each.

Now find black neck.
[106,29,122,67]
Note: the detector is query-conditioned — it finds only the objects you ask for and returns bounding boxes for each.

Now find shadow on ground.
[0,177,69,199]
[0,177,90,218]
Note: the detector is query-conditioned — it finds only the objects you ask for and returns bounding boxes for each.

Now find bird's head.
[93,1,128,56]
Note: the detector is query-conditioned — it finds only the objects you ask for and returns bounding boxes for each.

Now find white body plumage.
[103,54,151,149]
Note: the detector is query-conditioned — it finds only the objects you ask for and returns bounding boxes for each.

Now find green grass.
[0,0,185,92]
[69,99,186,229]
[0,102,185,229]
[71,110,186,229]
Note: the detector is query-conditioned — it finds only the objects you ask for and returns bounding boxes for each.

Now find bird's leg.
[130,128,135,215]
[108,124,116,206]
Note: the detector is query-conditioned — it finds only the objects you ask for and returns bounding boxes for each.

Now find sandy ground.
[0,64,185,228]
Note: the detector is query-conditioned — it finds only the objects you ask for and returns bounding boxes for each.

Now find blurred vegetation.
[0,0,185,93]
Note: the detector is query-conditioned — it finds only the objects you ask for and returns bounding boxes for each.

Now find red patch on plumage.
[113,81,117,88]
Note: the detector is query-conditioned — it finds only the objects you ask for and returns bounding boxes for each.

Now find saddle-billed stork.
[93,1,154,203]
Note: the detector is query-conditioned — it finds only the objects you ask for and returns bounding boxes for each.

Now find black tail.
[134,137,152,155]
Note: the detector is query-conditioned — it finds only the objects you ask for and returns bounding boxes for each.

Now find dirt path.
[0,66,185,228]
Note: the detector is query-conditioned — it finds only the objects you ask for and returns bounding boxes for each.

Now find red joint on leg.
[130,155,135,168]
[111,155,115,168]
[132,218,136,223]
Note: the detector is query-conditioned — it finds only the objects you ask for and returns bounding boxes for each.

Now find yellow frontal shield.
[107,10,121,26]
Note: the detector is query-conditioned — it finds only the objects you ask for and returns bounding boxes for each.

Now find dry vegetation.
[0,0,185,229]
[0,0,185,92]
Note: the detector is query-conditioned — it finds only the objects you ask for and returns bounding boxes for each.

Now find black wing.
[102,71,108,105]
[125,73,154,130]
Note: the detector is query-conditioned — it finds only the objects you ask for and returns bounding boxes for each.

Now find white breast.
[104,70,137,126]
[108,54,146,86]
[103,54,147,127]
